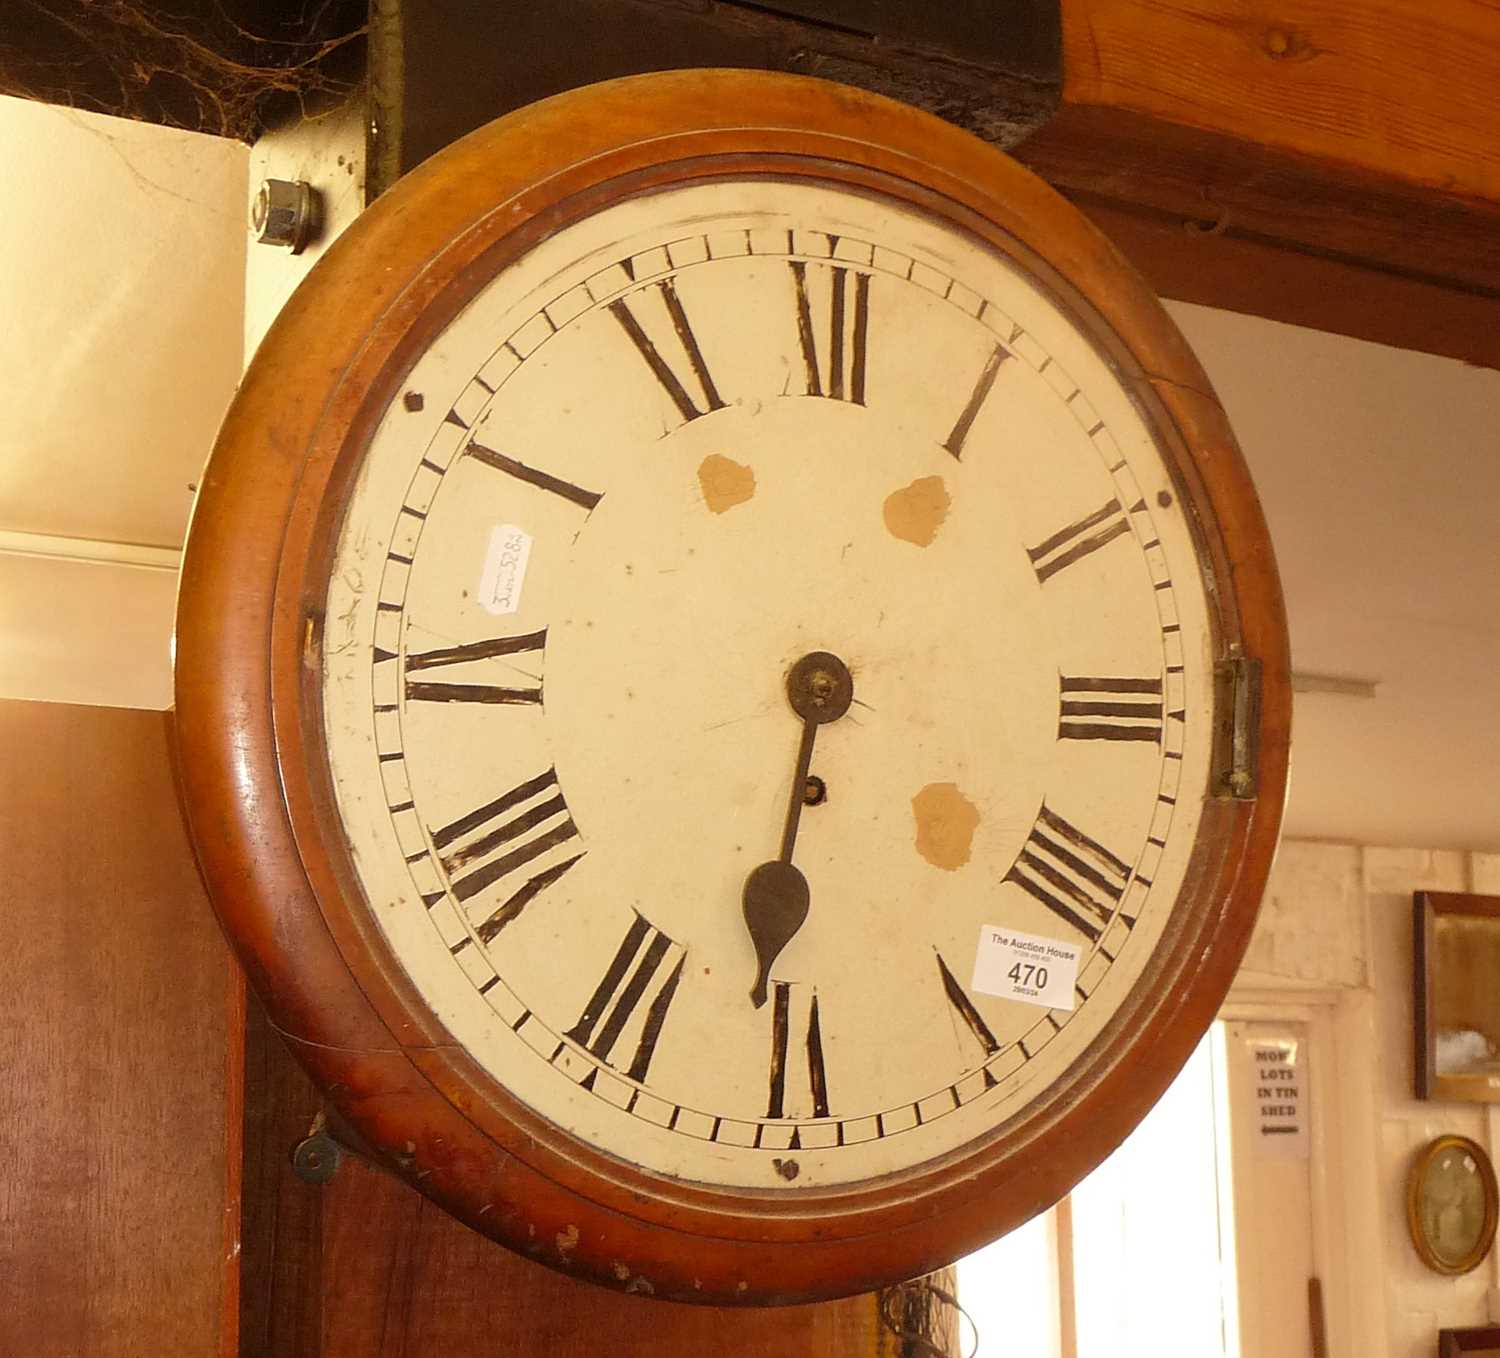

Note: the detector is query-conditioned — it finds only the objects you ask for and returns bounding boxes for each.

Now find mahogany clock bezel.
[174,70,1290,1304]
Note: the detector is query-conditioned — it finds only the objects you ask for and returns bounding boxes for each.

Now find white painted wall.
[1168,304,1500,854]
[0,554,182,710]
[0,96,246,708]
[1241,839,1500,1358]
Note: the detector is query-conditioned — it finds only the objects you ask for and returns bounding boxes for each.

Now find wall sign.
[1245,1035,1307,1158]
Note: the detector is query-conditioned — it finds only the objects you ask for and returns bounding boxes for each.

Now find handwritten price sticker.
[971,926,1081,1011]
[478,524,533,616]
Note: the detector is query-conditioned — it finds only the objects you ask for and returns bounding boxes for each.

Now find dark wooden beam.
[719,0,1059,77]
[1072,194,1500,371]
[373,0,1061,190]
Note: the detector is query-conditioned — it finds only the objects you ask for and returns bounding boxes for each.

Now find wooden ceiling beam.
[1013,0,1500,367]
[377,0,1061,192]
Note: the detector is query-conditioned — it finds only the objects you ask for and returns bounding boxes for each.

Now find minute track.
[342,180,1204,1185]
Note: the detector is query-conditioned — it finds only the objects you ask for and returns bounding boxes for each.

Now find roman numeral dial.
[766,981,831,1126]
[943,343,1009,460]
[305,172,1231,1200]
[1028,499,1133,583]
[565,913,686,1085]
[790,260,870,403]
[1007,804,1134,944]
[433,769,583,922]
[467,440,602,511]
[401,628,547,706]
[1058,675,1164,743]
[609,278,726,426]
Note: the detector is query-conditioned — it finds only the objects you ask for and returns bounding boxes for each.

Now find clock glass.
[318,176,1216,1191]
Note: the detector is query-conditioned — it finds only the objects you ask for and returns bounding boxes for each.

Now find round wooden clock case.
[174,71,1290,1303]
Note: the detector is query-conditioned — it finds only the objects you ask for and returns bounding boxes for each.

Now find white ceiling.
[1,94,1495,851]
[1169,301,1500,851]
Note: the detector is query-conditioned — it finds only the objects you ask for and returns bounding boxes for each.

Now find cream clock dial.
[321,179,1212,1189]
[175,70,1287,1303]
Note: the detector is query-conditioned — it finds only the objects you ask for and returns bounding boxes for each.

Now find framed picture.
[1408,1136,1499,1276]
[1414,892,1500,1101]
[1439,1326,1500,1358]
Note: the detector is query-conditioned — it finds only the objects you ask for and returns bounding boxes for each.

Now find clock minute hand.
[777,714,820,864]
[742,652,853,1009]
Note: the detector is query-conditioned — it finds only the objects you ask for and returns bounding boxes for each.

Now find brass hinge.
[1212,655,1262,800]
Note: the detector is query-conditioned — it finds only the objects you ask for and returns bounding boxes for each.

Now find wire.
[877,1277,980,1358]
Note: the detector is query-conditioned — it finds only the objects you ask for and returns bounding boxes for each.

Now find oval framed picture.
[1408,1134,1499,1275]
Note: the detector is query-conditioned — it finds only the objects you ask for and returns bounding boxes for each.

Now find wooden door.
[0,700,238,1357]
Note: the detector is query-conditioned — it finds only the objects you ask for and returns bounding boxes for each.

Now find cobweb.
[0,0,366,141]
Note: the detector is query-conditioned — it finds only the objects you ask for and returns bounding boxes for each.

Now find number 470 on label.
[971,926,1082,1011]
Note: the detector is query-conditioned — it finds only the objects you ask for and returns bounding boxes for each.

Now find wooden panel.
[380,0,1498,362]
[318,1158,886,1356]
[1016,101,1500,302]
[1057,0,1500,203]
[0,701,237,1357]
[1014,0,1500,367]
[240,1008,891,1354]
[240,996,324,1357]
[1068,195,1500,370]
[1222,1022,1317,1358]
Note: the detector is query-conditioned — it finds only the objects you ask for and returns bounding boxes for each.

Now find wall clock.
[175,70,1289,1304]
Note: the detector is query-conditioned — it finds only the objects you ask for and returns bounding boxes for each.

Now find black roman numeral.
[466,441,602,511]
[565,913,685,1083]
[1027,499,1132,583]
[943,343,1009,460]
[1006,804,1132,943]
[1058,675,1163,743]
[935,952,1000,1069]
[432,769,582,935]
[609,278,726,426]
[403,628,546,706]
[790,261,870,404]
[766,981,830,1128]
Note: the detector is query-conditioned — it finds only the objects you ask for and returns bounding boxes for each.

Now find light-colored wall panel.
[0,96,246,547]
[1169,301,1500,853]
[0,97,245,708]
[0,554,176,708]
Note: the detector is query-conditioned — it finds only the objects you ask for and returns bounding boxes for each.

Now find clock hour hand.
[743,652,853,1008]
[742,724,815,1011]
